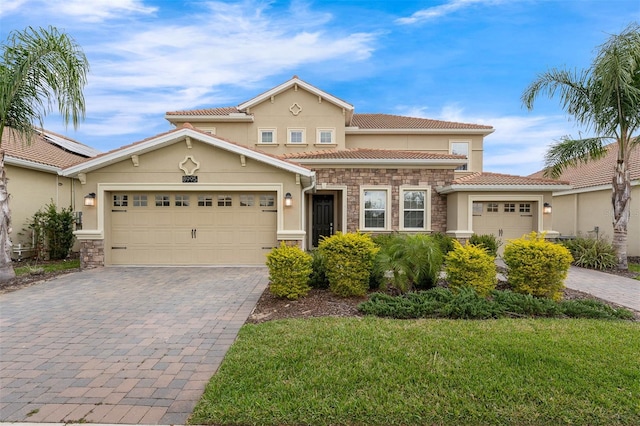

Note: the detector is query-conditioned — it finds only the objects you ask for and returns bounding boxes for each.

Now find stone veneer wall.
[314,168,454,233]
[80,239,104,269]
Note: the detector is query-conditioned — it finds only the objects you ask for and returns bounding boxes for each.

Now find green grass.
[629,263,640,280]
[190,318,640,426]
[14,259,80,276]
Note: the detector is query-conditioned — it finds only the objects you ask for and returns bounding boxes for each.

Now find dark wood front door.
[312,195,334,247]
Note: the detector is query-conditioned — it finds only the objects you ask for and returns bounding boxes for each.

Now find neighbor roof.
[437,172,571,194]
[3,128,95,171]
[529,142,640,189]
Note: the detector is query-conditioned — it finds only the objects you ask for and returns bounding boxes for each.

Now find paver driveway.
[0,266,268,424]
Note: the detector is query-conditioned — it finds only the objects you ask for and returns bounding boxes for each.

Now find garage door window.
[218,195,232,206]
[113,195,128,207]
[133,195,147,207]
[519,203,531,213]
[175,195,190,207]
[240,194,255,206]
[155,195,170,207]
[487,203,499,212]
[198,195,213,207]
[504,203,516,213]
[260,195,275,207]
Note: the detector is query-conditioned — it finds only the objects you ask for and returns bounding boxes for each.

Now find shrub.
[431,232,456,255]
[559,299,634,320]
[561,235,617,270]
[468,233,501,257]
[308,249,329,289]
[266,243,313,300]
[374,234,443,293]
[28,202,76,260]
[445,241,497,297]
[503,232,573,301]
[318,232,379,297]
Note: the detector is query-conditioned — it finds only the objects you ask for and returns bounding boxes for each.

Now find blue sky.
[1,0,638,175]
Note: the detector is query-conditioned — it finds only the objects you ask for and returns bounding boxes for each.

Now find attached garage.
[472,201,535,250]
[108,191,278,265]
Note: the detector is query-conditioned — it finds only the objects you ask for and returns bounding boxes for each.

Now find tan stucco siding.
[7,165,76,248]
[345,134,484,172]
[552,185,639,257]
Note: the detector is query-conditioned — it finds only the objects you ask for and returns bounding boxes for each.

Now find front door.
[312,195,334,247]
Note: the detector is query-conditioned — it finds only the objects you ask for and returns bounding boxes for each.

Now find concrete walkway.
[0,267,268,425]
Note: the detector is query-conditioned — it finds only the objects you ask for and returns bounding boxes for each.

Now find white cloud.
[0,0,28,17]
[43,0,157,22]
[396,0,506,25]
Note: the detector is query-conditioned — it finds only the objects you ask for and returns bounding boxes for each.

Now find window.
[402,190,426,229]
[288,128,305,144]
[240,194,255,206]
[317,128,335,144]
[175,195,190,207]
[113,195,128,207]
[519,203,531,213]
[217,195,232,207]
[260,195,275,207]
[133,195,147,207]
[362,189,388,229]
[198,195,213,207]
[487,203,499,213]
[450,141,469,171]
[155,195,170,207]
[259,129,276,144]
[504,203,516,213]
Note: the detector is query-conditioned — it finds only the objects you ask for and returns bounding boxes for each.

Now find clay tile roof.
[350,113,493,130]
[453,172,569,186]
[165,106,240,116]
[279,148,466,161]
[2,128,90,168]
[528,142,640,189]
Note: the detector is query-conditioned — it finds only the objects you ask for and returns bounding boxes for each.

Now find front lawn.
[190,317,640,426]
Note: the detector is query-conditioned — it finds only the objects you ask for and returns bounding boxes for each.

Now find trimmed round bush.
[503,232,573,301]
[266,242,313,300]
[445,240,497,297]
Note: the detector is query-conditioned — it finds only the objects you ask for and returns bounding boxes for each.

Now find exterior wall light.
[284,192,293,207]
[84,192,96,207]
[543,202,552,214]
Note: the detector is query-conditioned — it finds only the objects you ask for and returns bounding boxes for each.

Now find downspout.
[300,173,316,251]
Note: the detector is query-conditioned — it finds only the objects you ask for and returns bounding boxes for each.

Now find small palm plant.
[374,234,443,293]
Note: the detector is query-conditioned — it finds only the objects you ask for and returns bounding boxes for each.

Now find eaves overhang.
[346,128,495,136]
[6,156,60,174]
[552,179,640,196]
[60,127,315,179]
[437,184,573,194]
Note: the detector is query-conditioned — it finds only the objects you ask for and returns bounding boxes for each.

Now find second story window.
[288,129,305,144]
[450,141,469,171]
[317,128,335,144]
[259,129,276,144]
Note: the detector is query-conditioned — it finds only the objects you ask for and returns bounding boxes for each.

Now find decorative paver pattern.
[0,267,268,424]
[563,266,640,311]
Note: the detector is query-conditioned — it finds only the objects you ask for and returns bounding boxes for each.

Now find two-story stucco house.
[61,76,570,268]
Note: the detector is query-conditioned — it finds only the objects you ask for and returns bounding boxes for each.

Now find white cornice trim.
[61,128,315,178]
[346,128,495,136]
[238,77,354,112]
[437,184,573,194]
[5,156,60,173]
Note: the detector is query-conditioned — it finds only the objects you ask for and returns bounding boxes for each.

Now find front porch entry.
[312,194,334,247]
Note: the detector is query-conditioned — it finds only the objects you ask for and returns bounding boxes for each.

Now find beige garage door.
[109,192,277,265]
[472,201,534,253]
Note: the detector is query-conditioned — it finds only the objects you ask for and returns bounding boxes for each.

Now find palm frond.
[543,137,609,178]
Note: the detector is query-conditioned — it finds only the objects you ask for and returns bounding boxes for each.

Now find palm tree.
[0,26,89,281]
[522,23,640,270]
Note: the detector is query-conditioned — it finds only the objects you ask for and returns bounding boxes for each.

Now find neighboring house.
[530,142,640,257]
[2,128,100,259]
[61,76,570,268]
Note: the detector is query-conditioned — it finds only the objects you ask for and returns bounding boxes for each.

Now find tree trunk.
[611,157,630,270]
[0,150,16,281]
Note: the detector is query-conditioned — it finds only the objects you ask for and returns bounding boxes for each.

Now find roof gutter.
[289,158,467,166]
[5,156,60,174]
[346,128,495,136]
[437,184,573,194]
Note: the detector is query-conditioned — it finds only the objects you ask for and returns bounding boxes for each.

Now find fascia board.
[346,128,495,136]
[5,156,60,173]
[238,78,354,111]
[552,179,640,196]
[61,128,314,178]
[437,184,573,194]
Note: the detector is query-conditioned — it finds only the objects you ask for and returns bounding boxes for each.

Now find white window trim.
[287,128,306,144]
[360,186,392,231]
[450,140,471,172]
[316,128,336,145]
[258,128,277,145]
[399,186,432,231]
